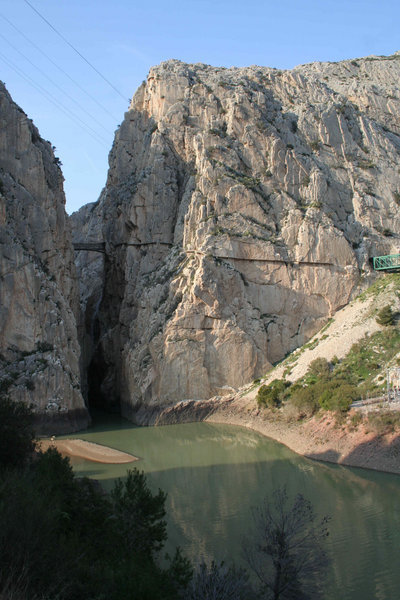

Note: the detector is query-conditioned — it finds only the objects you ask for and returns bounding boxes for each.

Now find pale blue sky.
[0,0,399,213]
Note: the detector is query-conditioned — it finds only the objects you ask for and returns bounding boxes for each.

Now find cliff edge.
[0,82,89,433]
[72,53,400,417]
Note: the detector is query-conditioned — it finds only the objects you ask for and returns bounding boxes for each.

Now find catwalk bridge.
[372,254,400,271]
[72,244,400,273]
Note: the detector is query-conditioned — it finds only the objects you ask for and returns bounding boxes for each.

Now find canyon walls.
[72,53,400,417]
[0,82,89,432]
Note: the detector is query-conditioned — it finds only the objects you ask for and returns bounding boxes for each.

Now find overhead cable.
[0,31,113,136]
[0,13,122,121]
[0,52,109,145]
[23,0,129,102]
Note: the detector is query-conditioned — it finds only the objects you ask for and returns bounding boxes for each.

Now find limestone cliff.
[72,53,400,416]
[0,82,89,433]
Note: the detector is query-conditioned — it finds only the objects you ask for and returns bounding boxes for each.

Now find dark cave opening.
[85,301,121,415]
[87,349,121,415]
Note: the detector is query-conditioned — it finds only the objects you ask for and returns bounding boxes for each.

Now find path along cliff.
[2,52,400,443]
[72,53,400,422]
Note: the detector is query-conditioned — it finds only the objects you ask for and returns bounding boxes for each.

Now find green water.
[61,414,400,599]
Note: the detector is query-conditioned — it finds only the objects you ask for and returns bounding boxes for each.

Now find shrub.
[349,411,362,428]
[257,379,290,408]
[25,378,35,391]
[317,381,357,412]
[376,305,395,326]
[287,384,319,417]
[209,122,227,138]
[307,357,331,379]
[284,328,400,417]
[367,411,400,435]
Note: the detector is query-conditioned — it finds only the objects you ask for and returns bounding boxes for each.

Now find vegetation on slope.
[257,273,400,421]
[258,327,400,416]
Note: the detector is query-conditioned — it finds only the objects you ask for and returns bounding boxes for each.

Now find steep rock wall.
[0,83,89,433]
[72,53,400,415]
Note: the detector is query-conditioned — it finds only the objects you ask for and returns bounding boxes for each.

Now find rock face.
[72,53,400,417]
[0,82,89,433]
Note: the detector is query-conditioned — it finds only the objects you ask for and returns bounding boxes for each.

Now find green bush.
[257,379,290,408]
[307,357,331,379]
[288,384,319,417]
[317,381,357,412]
[280,328,399,419]
[286,358,357,416]
[376,305,395,326]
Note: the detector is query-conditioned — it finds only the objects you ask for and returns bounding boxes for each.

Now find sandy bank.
[39,439,138,464]
[207,399,400,475]
[133,395,400,475]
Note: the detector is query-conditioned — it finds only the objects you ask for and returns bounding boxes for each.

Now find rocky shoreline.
[132,395,400,475]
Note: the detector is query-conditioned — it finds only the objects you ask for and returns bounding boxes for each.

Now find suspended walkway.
[73,242,106,253]
[372,254,400,271]
[71,245,400,272]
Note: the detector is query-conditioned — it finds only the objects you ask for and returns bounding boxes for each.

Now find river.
[60,413,400,599]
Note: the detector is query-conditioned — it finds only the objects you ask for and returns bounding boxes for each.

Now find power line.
[23,0,129,103]
[0,13,122,121]
[0,31,114,137]
[0,52,109,145]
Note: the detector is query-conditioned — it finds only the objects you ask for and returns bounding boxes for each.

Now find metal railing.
[372,254,400,271]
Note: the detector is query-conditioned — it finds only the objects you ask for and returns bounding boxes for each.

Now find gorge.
[1,52,400,432]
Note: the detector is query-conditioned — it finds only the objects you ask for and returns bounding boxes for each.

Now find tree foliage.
[243,487,330,600]
[0,395,35,469]
[111,468,167,557]
[0,444,191,600]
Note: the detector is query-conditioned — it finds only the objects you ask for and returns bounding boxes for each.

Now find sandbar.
[39,438,138,464]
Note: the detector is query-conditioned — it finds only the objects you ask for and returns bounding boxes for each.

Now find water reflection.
[61,417,400,600]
